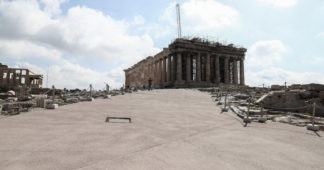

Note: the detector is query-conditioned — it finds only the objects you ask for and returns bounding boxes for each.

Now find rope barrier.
[42,89,51,95]
[265,104,324,112]
[263,105,312,111]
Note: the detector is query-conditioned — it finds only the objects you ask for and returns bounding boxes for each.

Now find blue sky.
[0,0,324,89]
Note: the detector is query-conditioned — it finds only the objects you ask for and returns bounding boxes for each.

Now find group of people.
[147,78,153,91]
[126,78,154,91]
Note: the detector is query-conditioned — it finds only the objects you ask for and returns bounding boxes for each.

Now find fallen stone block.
[234,93,250,100]
[46,104,59,109]
[78,97,88,101]
[273,116,292,123]
[244,117,252,124]
[87,97,94,101]
[306,124,319,131]
[222,108,228,112]
[104,95,111,99]
[258,117,267,123]
[65,98,79,103]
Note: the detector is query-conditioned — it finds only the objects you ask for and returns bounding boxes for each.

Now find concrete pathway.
[0,89,323,170]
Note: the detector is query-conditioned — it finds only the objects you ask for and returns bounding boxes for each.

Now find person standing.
[148,77,152,91]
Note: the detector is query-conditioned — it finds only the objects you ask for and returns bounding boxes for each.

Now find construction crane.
[176,3,182,38]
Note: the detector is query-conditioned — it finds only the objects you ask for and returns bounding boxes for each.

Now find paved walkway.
[0,89,323,170]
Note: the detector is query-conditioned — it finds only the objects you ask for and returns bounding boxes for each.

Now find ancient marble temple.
[124,38,247,88]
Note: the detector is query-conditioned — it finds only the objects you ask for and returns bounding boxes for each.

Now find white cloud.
[0,0,53,38]
[246,67,324,86]
[40,0,68,16]
[182,0,239,32]
[306,56,324,65]
[132,15,145,25]
[137,2,176,39]
[16,61,123,89]
[245,40,324,86]
[256,0,298,8]
[246,40,287,68]
[0,40,61,61]
[317,32,324,38]
[142,0,239,39]
[0,0,160,89]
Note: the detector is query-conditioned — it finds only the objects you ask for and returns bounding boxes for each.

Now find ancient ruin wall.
[124,38,247,89]
[0,63,43,91]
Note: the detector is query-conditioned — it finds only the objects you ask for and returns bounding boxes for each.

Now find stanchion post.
[244,98,252,126]
[222,90,228,112]
[258,102,267,123]
[217,90,222,105]
[312,102,316,127]
[224,92,227,108]
[247,100,250,117]
[90,84,93,98]
[307,102,319,131]
[52,85,55,103]
[261,104,263,117]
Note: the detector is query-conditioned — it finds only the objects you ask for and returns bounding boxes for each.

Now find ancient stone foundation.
[124,38,247,88]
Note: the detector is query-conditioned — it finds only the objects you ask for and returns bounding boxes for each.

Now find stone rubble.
[0,86,131,116]
[201,83,324,131]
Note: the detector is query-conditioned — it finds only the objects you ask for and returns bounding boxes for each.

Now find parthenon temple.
[124,38,247,88]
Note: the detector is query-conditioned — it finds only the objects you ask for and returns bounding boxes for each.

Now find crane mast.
[176,3,182,38]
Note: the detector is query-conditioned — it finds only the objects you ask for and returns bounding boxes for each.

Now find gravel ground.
[0,89,323,170]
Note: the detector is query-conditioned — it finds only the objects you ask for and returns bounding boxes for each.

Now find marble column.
[176,53,182,81]
[13,69,16,85]
[186,54,191,81]
[171,56,175,81]
[206,53,211,82]
[151,63,153,79]
[159,59,162,84]
[240,58,245,85]
[153,62,156,85]
[215,55,220,83]
[233,59,238,84]
[148,64,151,77]
[167,56,171,82]
[156,60,159,84]
[196,53,201,82]
[26,70,29,86]
[163,57,167,83]
[154,61,158,85]
[224,56,229,84]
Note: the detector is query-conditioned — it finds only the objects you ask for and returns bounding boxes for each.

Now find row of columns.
[149,53,245,86]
